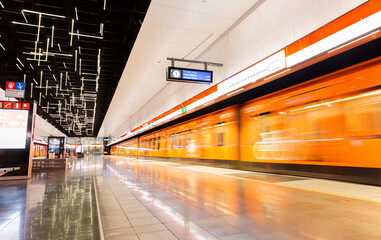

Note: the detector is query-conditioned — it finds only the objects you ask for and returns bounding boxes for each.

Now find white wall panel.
[34,115,66,139]
[104,0,369,138]
[339,0,369,15]
[292,0,340,40]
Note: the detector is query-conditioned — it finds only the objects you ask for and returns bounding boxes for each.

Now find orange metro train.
[111,57,381,185]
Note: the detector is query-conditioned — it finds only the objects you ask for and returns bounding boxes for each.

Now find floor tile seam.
[115,175,213,223]
[105,160,260,222]
[126,157,381,204]
[182,217,243,239]
[122,182,223,239]
[93,174,107,240]
[102,175,142,239]
[107,174,200,239]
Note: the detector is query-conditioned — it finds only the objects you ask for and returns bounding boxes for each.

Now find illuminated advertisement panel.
[0,109,29,149]
[0,101,35,179]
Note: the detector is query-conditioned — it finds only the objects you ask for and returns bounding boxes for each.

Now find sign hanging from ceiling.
[5,81,25,98]
[167,67,213,84]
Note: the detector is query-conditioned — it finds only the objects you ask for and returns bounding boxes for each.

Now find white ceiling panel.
[98,0,261,137]
[153,0,259,19]
[139,24,212,45]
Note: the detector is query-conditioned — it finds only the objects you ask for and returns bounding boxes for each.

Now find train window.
[178,132,182,148]
[153,138,156,150]
[157,137,161,150]
[171,133,175,149]
[217,132,224,146]
[185,130,192,147]
[259,114,270,133]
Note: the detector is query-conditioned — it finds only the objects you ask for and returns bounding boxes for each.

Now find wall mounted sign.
[5,81,25,98]
[0,102,35,179]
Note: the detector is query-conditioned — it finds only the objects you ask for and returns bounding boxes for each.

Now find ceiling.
[0,0,151,136]
[98,0,260,137]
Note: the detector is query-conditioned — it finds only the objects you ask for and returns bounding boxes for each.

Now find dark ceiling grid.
[0,0,151,137]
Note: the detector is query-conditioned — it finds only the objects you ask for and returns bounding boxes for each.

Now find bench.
[32,158,68,171]
[0,167,21,177]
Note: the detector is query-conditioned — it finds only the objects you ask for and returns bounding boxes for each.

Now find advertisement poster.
[0,109,29,149]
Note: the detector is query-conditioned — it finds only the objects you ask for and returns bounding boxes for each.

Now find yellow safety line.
[224,175,381,204]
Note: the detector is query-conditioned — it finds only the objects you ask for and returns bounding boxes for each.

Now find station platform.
[1,156,381,240]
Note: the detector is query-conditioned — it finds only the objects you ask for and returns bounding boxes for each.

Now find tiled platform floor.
[2,155,381,240]
[96,156,381,240]
[0,158,101,240]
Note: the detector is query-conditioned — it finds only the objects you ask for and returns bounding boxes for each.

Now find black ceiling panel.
[0,0,151,136]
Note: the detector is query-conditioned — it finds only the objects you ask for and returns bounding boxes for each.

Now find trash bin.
[48,151,55,159]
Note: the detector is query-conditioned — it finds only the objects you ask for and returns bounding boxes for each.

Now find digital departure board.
[167,67,213,84]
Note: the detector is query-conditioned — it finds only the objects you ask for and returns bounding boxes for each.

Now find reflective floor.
[0,157,101,240]
[97,156,381,240]
[1,155,381,240]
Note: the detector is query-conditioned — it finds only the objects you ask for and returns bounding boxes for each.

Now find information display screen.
[0,109,29,149]
[48,138,61,155]
[167,67,213,84]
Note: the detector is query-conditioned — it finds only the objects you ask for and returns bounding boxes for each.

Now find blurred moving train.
[111,57,381,185]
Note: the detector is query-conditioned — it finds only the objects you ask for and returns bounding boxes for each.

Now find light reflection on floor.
[0,156,102,240]
[2,155,381,240]
[97,156,381,240]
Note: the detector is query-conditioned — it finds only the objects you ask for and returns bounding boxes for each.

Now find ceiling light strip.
[40,71,43,87]
[69,32,103,39]
[79,58,82,75]
[75,50,77,71]
[17,57,24,67]
[60,73,63,90]
[30,83,33,98]
[24,51,73,57]
[22,11,28,23]
[36,14,42,42]
[70,19,74,46]
[12,21,45,28]
[45,38,50,61]
[0,43,5,51]
[100,23,104,36]
[38,48,41,66]
[51,26,54,47]
[75,7,79,20]
[22,9,65,19]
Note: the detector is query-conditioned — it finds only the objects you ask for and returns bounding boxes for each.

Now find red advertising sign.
[0,102,2,108]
